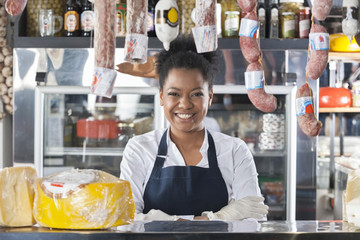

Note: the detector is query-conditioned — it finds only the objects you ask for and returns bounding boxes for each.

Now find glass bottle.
[221,0,241,38]
[298,6,310,38]
[148,0,158,37]
[64,0,81,36]
[81,0,94,37]
[257,0,266,38]
[116,0,127,37]
[279,0,299,38]
[269,0,279,39]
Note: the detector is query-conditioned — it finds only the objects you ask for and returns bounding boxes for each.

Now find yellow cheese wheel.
[330,33,360,52]
[34,169,135,229]
[0,166,38,227]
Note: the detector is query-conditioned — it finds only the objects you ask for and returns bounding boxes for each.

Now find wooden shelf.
[328,52,360,62]
[319,107,360,113]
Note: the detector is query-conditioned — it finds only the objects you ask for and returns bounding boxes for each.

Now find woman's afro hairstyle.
[155,35,219,90]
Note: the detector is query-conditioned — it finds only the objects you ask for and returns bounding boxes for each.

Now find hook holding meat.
[245,62,277,113]
[296,83,322,137]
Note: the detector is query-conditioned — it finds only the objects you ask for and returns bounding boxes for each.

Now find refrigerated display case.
[13,47,316,221]
[34,86,163,177]
[208,85,297,221]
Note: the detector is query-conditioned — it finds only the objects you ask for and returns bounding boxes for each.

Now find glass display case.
[208,85,297,220]
[34,86,163,177]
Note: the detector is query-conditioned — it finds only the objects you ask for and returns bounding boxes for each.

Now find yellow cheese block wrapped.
[34,169,135,229]
[0,166,38,227]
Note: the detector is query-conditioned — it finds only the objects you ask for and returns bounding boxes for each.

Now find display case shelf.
[319,107,360,113]
[45,147,124,157]
[13,36,310,50]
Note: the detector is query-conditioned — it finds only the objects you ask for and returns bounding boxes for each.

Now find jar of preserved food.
[27,0,65,37]
[221,0,241,38]
[299,6,311,38]
[177,0,196,36]
[279,0,303,38]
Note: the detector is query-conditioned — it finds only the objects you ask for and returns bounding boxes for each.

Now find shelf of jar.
[45,147,125,157]
[13,36,310,50]
[328,52,360,62]
[319,107,360,113]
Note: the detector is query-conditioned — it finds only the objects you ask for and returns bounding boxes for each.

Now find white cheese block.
[344,169,360,227]
[0,166,38,226]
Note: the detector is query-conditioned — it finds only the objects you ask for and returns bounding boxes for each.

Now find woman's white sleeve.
[120,139,147,214]
[232,141,262,200]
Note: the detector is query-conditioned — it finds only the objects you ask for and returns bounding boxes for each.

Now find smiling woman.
[120,35,268,221]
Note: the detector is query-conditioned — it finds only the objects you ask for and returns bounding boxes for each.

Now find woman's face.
[160,68,213,134]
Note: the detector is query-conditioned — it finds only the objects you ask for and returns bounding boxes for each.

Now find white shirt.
[120,128,261,214]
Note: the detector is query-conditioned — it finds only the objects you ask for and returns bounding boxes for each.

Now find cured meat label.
[296,96,314,116]
[309,33,329,50]
[91,67,117,98]
[245,70,264,90]
[124,33,148,64]
[239,18,258,38]
[192,25,218,53]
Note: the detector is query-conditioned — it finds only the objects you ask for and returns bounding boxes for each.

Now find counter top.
[1,220,359,240]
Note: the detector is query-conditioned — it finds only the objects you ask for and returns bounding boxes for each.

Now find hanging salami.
[123,0,148,63]
[90,0,117,98]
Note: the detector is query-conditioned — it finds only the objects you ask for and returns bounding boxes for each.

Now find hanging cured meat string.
[123,0,148,63]
[192,0,217,53]
[296,83,323,137]
[305,20,329,80]
[238,3,277,113]
[297,0,331,137]
[90,0,117,98]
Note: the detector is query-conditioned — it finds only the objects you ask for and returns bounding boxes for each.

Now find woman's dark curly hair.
[156,35,219,91]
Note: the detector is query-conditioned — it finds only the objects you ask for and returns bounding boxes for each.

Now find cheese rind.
[33,169,135,229]
[0,166,38,226]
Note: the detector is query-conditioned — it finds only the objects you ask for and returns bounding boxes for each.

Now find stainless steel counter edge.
[1,221,360,240]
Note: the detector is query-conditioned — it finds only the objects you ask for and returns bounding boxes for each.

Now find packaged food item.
[352,81,360,107]
[192,0,217,53]
[0,167,38,227]
[64,0,81,37]
[124,0,148,63]
[257,0,266,38]
[220,0,241,38]
[279,0,302,38]
[269,0,279,39]
[91,0,117,97]
[33,169,135,229]
[147,0,158,37]
[177,0,196,36]
[81,0,94,37]
[299,6,310,38]
[155,0,179,50]
[116,0,127,37]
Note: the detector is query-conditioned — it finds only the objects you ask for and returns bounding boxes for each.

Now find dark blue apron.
[143,129,229,216]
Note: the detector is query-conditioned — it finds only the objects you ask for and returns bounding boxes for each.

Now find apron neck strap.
[206,130,218,169]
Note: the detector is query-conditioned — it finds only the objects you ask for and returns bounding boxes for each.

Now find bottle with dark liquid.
[147,0,158,37]
[64,0,81,36]
[257,0,266,38]
[81,0,94,37]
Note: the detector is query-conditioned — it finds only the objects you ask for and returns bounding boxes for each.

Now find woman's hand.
[193,216,210,220]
